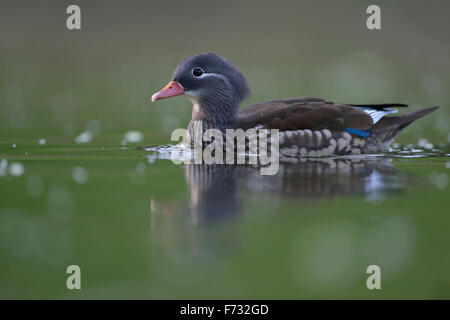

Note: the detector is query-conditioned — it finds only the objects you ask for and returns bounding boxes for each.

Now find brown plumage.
[237,97,373,131]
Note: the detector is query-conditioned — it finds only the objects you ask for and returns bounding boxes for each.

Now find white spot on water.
[75,131,93,144]
[38,138,47,145]
[72,166,89,184]
[121,131,144,145]
[12,144,16,148]
[8,162,25,177]
[417,138,433,150]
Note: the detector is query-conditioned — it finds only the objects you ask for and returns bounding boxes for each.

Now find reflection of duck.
[151,52,438,156]
[150,158,406,227]
[148,158,407,259]
[238,158,403,198]
[185,164,239,225]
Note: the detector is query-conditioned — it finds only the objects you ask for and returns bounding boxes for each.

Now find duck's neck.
[188,96,239,130]
[183,96,239,145]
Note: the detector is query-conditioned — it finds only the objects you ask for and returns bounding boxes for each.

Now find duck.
[151,52,439,156]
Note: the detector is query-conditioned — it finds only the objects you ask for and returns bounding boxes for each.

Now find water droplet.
[8,162,25,176]
[75,131,93,144]
[122,131,144,145]
[417,138,433,150]
[72,166,89,184]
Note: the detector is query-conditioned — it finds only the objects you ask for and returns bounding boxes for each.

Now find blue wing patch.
[345,128,371,138]
[346,105,399,138]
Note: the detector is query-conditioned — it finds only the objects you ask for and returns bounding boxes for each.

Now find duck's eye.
[192,68,204,77]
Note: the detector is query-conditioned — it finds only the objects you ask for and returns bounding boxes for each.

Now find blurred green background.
[0,0,449,299]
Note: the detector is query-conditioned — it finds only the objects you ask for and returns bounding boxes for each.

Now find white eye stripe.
[196,72,230,85]
[185,71,231,98]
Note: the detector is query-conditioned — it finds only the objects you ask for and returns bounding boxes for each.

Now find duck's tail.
[365,106,439,151]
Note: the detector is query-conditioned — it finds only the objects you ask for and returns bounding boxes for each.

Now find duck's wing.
[237,97,375,131]
[347,103,408,125]
[348,103,408,110]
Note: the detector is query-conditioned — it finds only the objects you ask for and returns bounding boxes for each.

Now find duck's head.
[151,53,250,123]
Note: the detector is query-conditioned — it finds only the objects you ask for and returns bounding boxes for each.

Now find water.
[1,141,449,299]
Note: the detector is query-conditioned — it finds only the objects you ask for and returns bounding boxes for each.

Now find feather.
[359,107,398,125]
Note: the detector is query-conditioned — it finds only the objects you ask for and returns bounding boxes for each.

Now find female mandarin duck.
[152,52,439,156]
